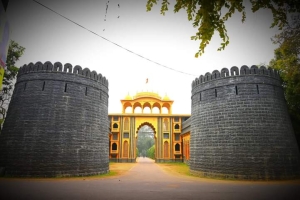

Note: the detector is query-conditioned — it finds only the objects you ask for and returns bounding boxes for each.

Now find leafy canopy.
[269,14,300,119]
[146,0,300,57]
[0,40,25,124]
[3,40,25,91]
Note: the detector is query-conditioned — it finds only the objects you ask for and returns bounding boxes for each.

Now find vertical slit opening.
[64,83,67,92]
[42,81,45,91]
[24,82,27,91]
[200,92,201,101]
[235,86,238,95]
[215,89,217,97]
[256,85,259,94]
[85,87,88,96]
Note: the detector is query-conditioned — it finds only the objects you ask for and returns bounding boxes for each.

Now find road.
[0,157,299,200]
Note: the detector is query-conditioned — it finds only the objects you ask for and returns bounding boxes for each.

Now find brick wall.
[0,61,109,177]
[190,65,300,180]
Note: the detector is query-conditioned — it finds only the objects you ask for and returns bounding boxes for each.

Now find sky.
[6,0,280,114]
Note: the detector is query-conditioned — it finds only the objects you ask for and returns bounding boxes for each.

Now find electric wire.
[32,0,198,77]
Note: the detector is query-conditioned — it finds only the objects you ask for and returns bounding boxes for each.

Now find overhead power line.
[32,0,197,77]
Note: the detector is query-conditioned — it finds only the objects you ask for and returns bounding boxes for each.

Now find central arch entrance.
[108,91,190,163]
[136,124,155,159]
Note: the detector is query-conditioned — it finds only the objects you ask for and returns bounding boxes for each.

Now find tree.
[268,14,300,148]
[147,145,155,159]
[0,40,25,128]
[146,0,300,57]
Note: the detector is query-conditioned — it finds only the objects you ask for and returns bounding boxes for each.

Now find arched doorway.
[136,125,155,159]
[136,122,157,160]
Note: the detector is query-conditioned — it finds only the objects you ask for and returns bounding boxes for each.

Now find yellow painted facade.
[109,91,190,162]
[182,131,190,162]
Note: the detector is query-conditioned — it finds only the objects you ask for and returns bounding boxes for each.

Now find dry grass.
[109,162,136,176]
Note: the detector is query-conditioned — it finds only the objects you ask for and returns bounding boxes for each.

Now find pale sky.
[6,0,280,114]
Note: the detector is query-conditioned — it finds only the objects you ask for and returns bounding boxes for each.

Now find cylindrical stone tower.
[190,65,300,180]
[0,61,109,177]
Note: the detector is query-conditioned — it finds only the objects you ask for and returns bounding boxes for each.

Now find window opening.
[175,143,180,151]
[124,133,129,138]
[113,123,118,129]
[42,81,45,91]
[112,143,117,150]
[163,133,169,139]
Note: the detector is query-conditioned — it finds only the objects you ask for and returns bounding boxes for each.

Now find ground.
[0,157,299,200]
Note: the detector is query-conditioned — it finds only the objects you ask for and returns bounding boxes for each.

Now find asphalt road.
[0,157,299,200]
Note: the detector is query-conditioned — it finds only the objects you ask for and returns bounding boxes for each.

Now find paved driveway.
[0,157,299,200]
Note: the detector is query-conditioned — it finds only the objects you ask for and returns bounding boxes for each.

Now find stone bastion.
[0,61,109,177]
[190,65,300,180]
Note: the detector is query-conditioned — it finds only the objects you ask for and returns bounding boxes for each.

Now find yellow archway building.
[108,91,190,162]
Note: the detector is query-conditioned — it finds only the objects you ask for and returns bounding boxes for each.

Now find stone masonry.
[190,65,300,180]
[0,61,109,177]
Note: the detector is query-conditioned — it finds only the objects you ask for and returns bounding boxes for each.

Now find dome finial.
[163,93,170,101]
[124,92,132,100]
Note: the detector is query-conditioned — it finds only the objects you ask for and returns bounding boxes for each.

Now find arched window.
[152,107,160,114]
[162,107,169,114]
[124,118,129,130]
[113,123,118,129]
[125,106,132,113]
[174,124,179,130]
[143,107,151,113]
[112,143,117,150]
[175,143,180,151]
[134,107,142,113]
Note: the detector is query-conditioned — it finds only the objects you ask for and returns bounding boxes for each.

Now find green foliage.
[3,40,25,90]
[147,145,155,159]
[0,40,25,126]
[146,0,300,57]
[269,14,300,148]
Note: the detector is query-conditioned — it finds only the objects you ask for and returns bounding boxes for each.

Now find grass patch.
[157,162,192,177]
[109,162,136,176]
[0,163,136,181]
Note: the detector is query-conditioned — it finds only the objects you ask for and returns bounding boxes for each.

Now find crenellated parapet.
[17,61,109,88]
[192,65,279,89]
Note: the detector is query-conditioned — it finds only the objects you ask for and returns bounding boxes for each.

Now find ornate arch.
[133,102,142,113]
[123,102,132,113]
[136,122,156,136]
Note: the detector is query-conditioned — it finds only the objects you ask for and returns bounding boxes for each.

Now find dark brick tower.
[0,61,109,177]
[190,65,300,180]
